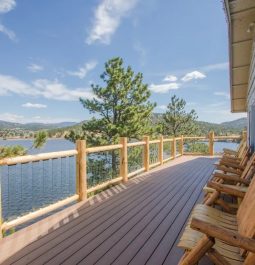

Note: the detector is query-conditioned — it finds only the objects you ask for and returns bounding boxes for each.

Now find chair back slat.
[240,153,255,180]
[238,140,246,158]
[240,147,249,167]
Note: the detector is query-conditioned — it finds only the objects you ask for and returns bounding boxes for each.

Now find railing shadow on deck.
[0,156,218,264]
[0,132,244,238]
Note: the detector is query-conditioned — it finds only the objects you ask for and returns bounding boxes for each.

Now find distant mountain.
[0,120,77,131]
[0,116,248,137]
[151,114,247,135]
[220,118,247,129]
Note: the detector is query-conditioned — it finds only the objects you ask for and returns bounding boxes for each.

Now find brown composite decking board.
[1,156,216,265]
[6,159,192,265]
[59,162,207,265]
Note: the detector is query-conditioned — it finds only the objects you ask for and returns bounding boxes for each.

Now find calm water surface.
[0,139,238,221]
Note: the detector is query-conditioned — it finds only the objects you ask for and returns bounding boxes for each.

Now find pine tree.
[162,95,199,136]
[66,57,156,145]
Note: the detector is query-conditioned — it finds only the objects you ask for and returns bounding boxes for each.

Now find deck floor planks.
[1,156,217,265]
[33,167,190,264]
[128,164,213,265]
[99,162,208,265]
[38,159,200,265]
[65,161,207,265]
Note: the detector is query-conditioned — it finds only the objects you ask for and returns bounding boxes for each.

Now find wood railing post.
[180,135,184,156]
[159,135,164,165]
[172,137,176,159]
[242,130,247,141]
[209,131,214,156]
[0,175,2,239]
[76,140,87,201]
[143,136,150,171]
[120,137,128,183]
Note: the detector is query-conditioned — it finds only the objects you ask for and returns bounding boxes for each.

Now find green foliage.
[185,142,209,154]
[161,95,199,137]
[33,131,48,149]
[2,227,15,237]
[0,131,48,158]
[128,146,144,172]
[0,145,26,159]
[66,57,156,145]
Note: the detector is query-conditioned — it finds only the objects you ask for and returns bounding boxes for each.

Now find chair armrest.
[223,148,237,155]
[216,165,241,175]
[221,156,241,162]
[213,172,250,185]
[190,218,255,253]
[207,181,245,198]
[218,161,244,170]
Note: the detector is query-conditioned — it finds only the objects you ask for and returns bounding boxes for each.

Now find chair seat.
[178,204,244,265]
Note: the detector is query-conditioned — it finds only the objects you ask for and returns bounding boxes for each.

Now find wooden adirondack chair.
[215,146,250,171]
[203,154,255,210]
[178,175,255,265]
[223,138,246,157]
[203,153,255,198]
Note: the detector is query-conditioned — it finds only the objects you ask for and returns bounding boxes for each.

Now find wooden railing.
[0,132,244,237]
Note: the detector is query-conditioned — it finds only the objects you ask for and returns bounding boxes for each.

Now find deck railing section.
[0,132,244,237]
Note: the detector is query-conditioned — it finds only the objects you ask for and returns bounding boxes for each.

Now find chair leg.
[178,235,215,265]
[207,249,231,265]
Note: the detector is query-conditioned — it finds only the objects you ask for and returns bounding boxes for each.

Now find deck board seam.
[9,158,198,264]
[34,161,201,265]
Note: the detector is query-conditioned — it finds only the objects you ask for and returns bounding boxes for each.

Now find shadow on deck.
[0,156,217,265]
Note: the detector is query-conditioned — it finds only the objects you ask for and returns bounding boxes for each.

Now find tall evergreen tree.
[161,95,199,136]
[67,57,156,145]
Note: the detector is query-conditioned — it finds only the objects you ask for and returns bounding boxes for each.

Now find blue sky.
[0,0,247,124]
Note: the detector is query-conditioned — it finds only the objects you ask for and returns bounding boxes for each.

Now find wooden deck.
[0,156,217,265]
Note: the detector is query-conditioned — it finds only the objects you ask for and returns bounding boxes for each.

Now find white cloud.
[149,83,180,93]
[27,63,44,73]
[86,0,139,44]
[0,24,16,41]
[163,75,177,82]
[181,71,206,82]
[201,62,229,72]
[22,102,47,109]
[0,74,95,101]
[0,113,23,122]
[0,0,16,13]
[0,1,17,40]
[0,112,80,124]
[214,91,230,100]
[67,61,97,79]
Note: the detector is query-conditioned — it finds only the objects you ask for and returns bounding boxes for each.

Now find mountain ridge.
[0,117,247,131]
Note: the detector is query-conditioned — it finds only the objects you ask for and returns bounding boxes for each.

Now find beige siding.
[248,40,255,107]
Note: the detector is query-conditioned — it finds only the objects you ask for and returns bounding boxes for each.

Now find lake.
[0,139,238,222]
[0,138,238,154]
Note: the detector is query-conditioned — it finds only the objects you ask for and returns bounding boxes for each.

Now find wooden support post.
[76,140,87,201]
[209,131,214,156]
[159,136,164,165]
[0,175,2,239]
[120,137,128,183]
[172,137,176,159]
[143,136,150,171]
[180,135,184,156]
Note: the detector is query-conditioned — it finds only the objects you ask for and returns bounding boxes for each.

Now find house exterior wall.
[247,39,255,151]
